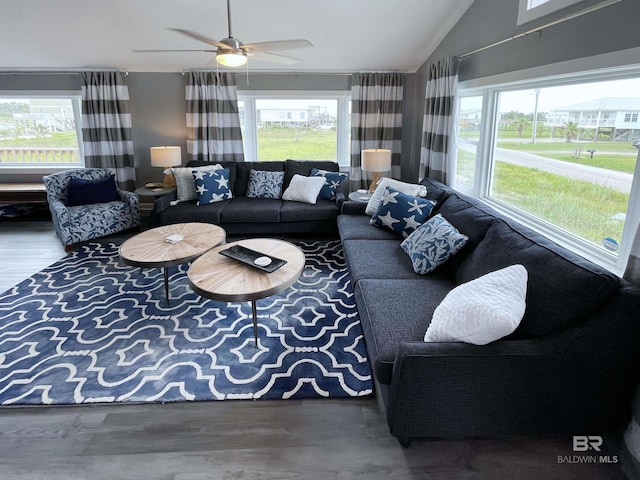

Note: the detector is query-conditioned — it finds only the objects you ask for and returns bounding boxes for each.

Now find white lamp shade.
[216,51,248,67]
[361,149,392,172]
[150,146,182,168]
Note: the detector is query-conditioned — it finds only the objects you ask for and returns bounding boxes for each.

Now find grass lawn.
[257,127,337,161]
[0,131,78,149]
[496,139,638,173]
[493,162,628,246]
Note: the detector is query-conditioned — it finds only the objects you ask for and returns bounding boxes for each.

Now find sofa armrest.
[384,288,640,439]
[153,190,177,214]
[341,200,367,215]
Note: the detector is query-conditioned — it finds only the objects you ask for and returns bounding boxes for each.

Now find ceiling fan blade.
[242,39,313,52]
[169,28,229,50]
[248,51,299,65]
[132,49,216,53]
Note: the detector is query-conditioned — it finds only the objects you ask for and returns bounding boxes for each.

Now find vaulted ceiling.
[1,0,474,73]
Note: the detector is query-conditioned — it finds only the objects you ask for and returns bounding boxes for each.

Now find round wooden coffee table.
[119,222,226,304]
[188,238,305,347]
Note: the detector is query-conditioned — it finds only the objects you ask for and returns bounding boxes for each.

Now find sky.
[498,77,640,113]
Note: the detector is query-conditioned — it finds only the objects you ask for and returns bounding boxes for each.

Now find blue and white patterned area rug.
[0,240,372,405]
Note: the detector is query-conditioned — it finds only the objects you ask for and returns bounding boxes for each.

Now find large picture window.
[238,92,350,166]
[0,95,83,169]
[457,69,640,273]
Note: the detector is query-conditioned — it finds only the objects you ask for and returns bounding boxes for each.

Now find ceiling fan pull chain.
[245,61,250,85]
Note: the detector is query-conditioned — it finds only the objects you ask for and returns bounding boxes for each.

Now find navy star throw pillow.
[310,168,347,200]
[193,168,233,206]
[370,186,436,237]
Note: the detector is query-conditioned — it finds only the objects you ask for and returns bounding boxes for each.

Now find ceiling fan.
[134,0,313,67]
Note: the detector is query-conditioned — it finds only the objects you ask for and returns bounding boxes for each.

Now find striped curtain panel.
[624,224,640,285]
[419,56,459,183]
[185,71,244,162]
[350,72,403,191]
[81,72,136,191]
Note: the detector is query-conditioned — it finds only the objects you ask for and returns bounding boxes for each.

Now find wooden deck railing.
[0,148,80,164]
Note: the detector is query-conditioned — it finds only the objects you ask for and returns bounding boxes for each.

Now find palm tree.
[513,117,529,138]
[564,121,579,143]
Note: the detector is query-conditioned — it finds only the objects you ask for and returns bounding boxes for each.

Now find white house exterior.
[545,97,640,141]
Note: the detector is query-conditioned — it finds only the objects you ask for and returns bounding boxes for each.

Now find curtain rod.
[0,69,128,75]
[459,0,623,59]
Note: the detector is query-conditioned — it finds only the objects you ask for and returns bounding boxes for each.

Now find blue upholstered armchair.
[43,168,140,249]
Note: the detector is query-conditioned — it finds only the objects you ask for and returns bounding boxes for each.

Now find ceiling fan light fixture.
[216,50,247,67]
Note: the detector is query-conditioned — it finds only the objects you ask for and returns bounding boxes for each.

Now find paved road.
[459,140,635,193]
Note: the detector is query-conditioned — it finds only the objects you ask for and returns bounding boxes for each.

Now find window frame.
[237,90,351,167]
[517,0,585,25]
[0,91,84,173]
[457,62,640,275]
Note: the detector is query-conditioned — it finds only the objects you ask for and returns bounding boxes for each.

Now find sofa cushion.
[338,214,401,241]
[355,279,454,384]
[246,169,285,199]
[456,219,621,338]
[280,198,338,222]
[310,168,347,200]
[220,197,282,223]
[343,239,453,284]
[159,200,229,224]
[420,177,453,206]
[370,187,436,238]
[281,174,325,204]
[425,264,528,345]
[284,160,338,190]
[434,192,497,274]
[400,214,469,275]
[67,174,119,206]
[194,168,233,205]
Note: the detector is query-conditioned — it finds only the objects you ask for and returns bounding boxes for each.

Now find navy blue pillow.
[193,168,233,205]
[370,186,436,237]
[67,175,119,206]
[310,168,347,200]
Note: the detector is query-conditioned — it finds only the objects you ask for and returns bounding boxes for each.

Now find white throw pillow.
[170,164,222,202]
[282,174,326,204]
[424,264,528,345]
[365,178,427,216]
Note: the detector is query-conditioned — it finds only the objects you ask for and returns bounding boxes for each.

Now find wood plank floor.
[0,219,629,479]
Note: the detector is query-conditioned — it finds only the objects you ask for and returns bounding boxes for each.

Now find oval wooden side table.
[188,238,305,347]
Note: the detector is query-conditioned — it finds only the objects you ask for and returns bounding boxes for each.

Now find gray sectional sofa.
[152,160,346,236]
[338,177,640,446]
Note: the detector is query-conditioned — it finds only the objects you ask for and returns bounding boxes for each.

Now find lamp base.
[162,172,177,188]
[368,172,381,193]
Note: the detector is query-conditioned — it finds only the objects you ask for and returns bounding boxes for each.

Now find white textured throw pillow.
[424,264,528,345]
[282,174,326,204]
[365,178,427,216]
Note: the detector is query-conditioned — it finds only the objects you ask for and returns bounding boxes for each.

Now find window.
[457,69,640,273]
[457,95,483,189]
[0,95,83,169]
[517,0,585,25]
[624,112,639,123]
[238,92,351,166]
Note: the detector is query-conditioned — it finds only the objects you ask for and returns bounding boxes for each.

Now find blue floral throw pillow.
[370,186,436,237]
[246,169,285,199]
[400,214,469,274]
[310,168,347,200]
[193,168,233,205]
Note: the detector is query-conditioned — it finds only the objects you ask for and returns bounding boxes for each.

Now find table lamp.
[361,149,392,193]
[150,146,182,188]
